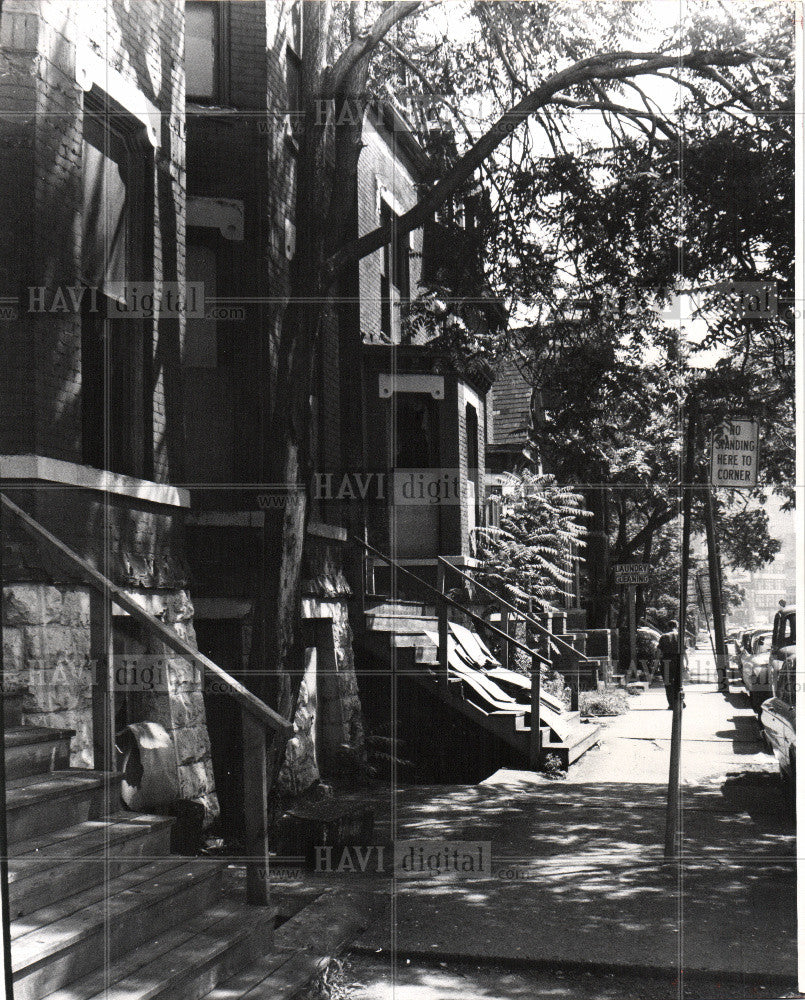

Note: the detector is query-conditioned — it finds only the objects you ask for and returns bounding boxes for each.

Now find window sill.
[0,455,190,508]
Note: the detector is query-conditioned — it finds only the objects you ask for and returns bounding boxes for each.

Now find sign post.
[614,564,652,679]
[665,396,697,859]
[709,417,758,694]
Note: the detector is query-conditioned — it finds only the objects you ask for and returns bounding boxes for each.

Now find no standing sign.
[710,418,759,488]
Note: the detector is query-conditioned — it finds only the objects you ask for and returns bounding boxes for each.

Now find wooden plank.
[42,904,257,1000]
[1,493,291,736]
[89,587,116,773]
[242,713,271,906]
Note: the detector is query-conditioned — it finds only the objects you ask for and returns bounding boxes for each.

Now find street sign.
[614,562,652,586]
[710,418,759,488]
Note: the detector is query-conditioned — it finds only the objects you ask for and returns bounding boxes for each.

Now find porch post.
[437,560,449,688]
[500,608,510,670]
[530,652,542,770]
[89,588,116,773]
[242,711,272,905]
[0,491,16,997]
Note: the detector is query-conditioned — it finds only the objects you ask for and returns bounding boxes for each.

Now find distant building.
[723,502,796,627]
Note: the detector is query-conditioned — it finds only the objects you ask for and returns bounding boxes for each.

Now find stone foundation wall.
[113,590,219,828]
[2,584,93,767]
[275,529,365,795]
[1,582,220,826]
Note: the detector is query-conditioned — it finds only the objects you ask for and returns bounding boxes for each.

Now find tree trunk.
[249,2,374,802]
[584,486,611,628]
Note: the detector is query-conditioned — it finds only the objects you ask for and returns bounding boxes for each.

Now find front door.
[392,393,441,558]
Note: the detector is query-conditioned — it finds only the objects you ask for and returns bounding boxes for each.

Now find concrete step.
[365,602,436,617]
[12,858,222,1000]
[40,900,275,1000]
[389,633,436,649]
[4,727,73,780]
[5,770,122,844]
[414,645,439,664]
[365,615,438,632]
[8,813,174,919]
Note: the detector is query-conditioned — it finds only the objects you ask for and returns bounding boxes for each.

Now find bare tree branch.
[325,46,756,279]
[551,95,679,140]
[329,0,433,94]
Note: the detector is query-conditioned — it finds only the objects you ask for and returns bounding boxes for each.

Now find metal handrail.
[353,535,550,666]
[437,556,591,664]
[1,493,292,736]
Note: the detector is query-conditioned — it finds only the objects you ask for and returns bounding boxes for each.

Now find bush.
[540,752,567,780]
[579,687,629,717]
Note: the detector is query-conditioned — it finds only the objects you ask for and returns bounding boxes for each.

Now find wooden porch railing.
[437,556,591,709]
[353,535,550,768]
[1,493,292,905]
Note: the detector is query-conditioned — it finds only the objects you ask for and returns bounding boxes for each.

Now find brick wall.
[0,0,185,480]
[0,0,222,824]
[357,113,424,343]
[184,1,300,484]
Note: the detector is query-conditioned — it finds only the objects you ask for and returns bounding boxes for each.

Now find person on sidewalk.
[656,619,685,709]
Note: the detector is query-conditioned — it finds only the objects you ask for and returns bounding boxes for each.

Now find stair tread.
[6,770,119,804]
[4,727,75,748]
[9,813,174,876]
[41,901,274,1000]
[11,858,219,971]
[206,890,364,1000]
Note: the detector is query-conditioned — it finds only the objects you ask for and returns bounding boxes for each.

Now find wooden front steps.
[4,718,369,999]
[4,719,278,1000]
[359,603,601,771]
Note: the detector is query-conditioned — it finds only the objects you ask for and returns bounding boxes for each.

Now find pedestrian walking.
[656,619,684,709]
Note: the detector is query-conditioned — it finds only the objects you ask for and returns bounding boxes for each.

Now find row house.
[0,1,569,992]
[0,1,363,995]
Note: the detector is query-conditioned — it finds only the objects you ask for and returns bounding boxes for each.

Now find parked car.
[769,605,796,690]
[725,636,742,682]
[735,626,768,677]
[741,629,773,714]
[761,652,796,807]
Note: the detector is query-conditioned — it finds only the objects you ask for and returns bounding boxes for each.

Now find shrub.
[540,752,567,780]
[579,687,629,717]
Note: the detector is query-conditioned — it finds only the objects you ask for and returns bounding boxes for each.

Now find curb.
[346,943,798,991]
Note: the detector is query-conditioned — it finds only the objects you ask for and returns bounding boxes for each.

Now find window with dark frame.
[286,0,304,144]
[380,198,410,341]
[466,402,481,528]
[380,201,392,338]
[186,0,226,103]
[80,104,152,479]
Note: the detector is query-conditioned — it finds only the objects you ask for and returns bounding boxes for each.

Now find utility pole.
[704,487,729,692]
[665,395,697,858]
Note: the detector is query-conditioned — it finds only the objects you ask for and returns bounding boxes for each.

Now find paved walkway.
[280,680,796,990]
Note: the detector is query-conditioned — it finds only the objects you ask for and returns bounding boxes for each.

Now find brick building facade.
[0,0,499,836]
[0,0,211,822]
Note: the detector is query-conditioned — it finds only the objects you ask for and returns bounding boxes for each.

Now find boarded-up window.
[81,115,129,298]
[80,107,150,479]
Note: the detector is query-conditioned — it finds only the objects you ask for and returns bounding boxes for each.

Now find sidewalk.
[337,684,796,986]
